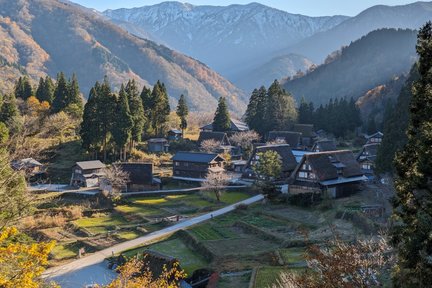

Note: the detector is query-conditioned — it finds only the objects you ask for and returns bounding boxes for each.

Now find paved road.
[43,194,264,287]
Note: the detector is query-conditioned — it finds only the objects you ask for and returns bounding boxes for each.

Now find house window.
[175,162,179,166]
[362,164,372,170]
[301,164,311,171]
[309,173,316,179]
[298,172,308,179]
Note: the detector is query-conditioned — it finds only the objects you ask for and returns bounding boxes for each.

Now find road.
[42,194,264,287]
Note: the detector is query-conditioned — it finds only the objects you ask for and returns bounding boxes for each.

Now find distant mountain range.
[0,0,247,114]
[282,29,418,106]
[103,2,348,89]
[104,1,432,92]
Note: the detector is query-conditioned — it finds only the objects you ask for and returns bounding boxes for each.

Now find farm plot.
[203,237,279,256]
[190,225,237,241]
[279,247,306,265]
[73,214,130,235]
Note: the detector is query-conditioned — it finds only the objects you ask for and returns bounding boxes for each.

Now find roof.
[292,149,315,163]
[293,124,316,138]
[268,131,301,148]
[142,250,179,278]
[116,162,153,185]
[312,140,337,152]
[249,144,298,172]
[357,143,380,161]
[296,150,363,181]
[200,118,249,132]
[75,160,106,170]
[198,131,229,145]
[13,158,43,167]
[148,138,168,143]
[172,152,225,163]
[366,131,383,139]
[320,175,368,186]
[168,129,182,134]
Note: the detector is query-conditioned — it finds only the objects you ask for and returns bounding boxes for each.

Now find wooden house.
[200,118,249,133]
[70,160,106,188]
[167,129,183,141]
[365,132,383,145]
[243,144,298,180]
[267,131,301,148]
[312,140,337,152]
[293,124,317,147]
[357,143,380,177]
[148,138,169,153]
[289,150,367,198]
[116,162,160,192]
[12,158,46,181]
[172,152,225,181]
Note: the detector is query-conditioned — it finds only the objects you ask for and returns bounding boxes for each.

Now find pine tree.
[80,86,101,158]
[14,76,33,100]
[52,72,69,113]
[125,79,145,146]
[151,81,170,136]
[35,76,55,104]
[298,96,314,124]
[366,114,377,135]
[0,94,19,124]
[97,77,117,162]
[391,22,432,287]
[140,85,154,135]
[265,80,297,132]
[176,94,189,135]
[213,97,231,132]
[68,73,84,108]
[112,85,133,160]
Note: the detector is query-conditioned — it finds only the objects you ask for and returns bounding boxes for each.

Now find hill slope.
[282,29,417,106]
[284,1,432,62]
[103,2,348,78]
[0,0,246,113]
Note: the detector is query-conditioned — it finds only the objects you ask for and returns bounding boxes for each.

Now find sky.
[73,0,418,16]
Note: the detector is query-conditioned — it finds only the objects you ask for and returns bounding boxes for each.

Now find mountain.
[282,29,418,106]
[103,2,349,79]
[233,53,314,92]
[283,1,432,62]
[0,0,246,114]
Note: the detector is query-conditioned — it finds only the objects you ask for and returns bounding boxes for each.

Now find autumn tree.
[101,165,130,204]
[213,97,231,132]
[274,235,392,288]
[391,22,432,286]
[200,139,220,153]
[202,171,230,202]
[0,227,56,288]
[176,94,189,135]
[229,130,260,159]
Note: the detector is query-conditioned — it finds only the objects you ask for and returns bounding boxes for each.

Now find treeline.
[80,78,189,161]
[245,80,298,136]
[298,97,362,138]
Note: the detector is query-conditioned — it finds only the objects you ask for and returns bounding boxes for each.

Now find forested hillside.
[0,0,246,113]
[282,29,417,105]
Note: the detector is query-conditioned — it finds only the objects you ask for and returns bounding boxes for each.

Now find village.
[14,115,390,288]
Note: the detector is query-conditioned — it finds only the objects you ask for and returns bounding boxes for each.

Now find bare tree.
[101,165,130,203]
[201,171,230,202]
[200,139,220,153]
[229,130,260,158]
[273,234,393,288]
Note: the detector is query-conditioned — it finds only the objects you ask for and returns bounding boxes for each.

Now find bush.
[63,205,83,220]
[129,149,172,166]
[169,139,197,153]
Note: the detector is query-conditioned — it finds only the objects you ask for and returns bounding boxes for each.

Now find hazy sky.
[73,0,418,16]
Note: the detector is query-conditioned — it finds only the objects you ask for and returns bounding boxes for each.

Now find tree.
[274,235,392,288]
[202,171,230,202]
[253,150,282,181]
[0,122,9,145]
[97,78,117,162]
[125,79,145,147]
[213,97,231,132]
[0,227,56,288]
[265,80,297,131]
[111,85,133,160]
[176,94,189,135]
[391,22,432,287]
[229,130,260,159]
[51,72,69,113]
[366,113,377,135]
[80,86,102,158]
[102,256,186,288]
[200,139,220,153]
[140,86,154,135]
[298,96,314,124]
[101,165,130,204]
[14,76,33,100]
[151,81,170,136]
[66,73,84,115]
[0,94,19,125]
[35,76,55,104]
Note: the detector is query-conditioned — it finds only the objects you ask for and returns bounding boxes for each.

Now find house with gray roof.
[289,150,367,198]
[357,143,380,177]
[293,124,317,147]
[312,140,337,152]
[200,118,249,133]
[267,131,302,148]
[70,160,106,188]
[172,152,225,181]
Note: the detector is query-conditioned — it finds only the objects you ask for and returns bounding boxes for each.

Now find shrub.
[169,139,197,153]
[64,205,83,220]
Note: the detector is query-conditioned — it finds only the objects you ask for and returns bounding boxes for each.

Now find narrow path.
[42,194,264,282]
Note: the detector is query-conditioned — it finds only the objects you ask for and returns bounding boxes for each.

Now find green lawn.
[51,241,80,260]
[132,194,215,209]
[74,214,129,235]
[115,205,166,217]
[202,191,251,204]
[254,266,305,288]
[116,230,141,240]
[123,238,208,274]
[279,248,305,264]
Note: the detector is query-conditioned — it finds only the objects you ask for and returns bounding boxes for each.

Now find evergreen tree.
[97,77,117,162]
[80,86,101,157]
[112,85,133,160]
[52,72,69,113]
[298,96,314,124]
[14,76,33,100]
[176,94,189,135]
[35,76,55,104]
[376,65,419,174]
[391,22,432,287]
[150,81,170,136]
[245,86,267,136]
[213,97,231,132]
[140,86,154,135]
[125,79,145,145]
[0,94,19,124]
[366,114,377,135]
[265,80,297,132]
[67,73,84,109]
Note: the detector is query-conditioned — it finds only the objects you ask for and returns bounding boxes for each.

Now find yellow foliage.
[0,227,56,288]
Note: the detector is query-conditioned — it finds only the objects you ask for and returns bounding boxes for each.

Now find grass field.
[279,248,305,264]
[74,214,129,235]
[50,241,81,260]
[202,191,252,204]
[190,225,236,241]
[115,230,141,240]
[123,237,208,274]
